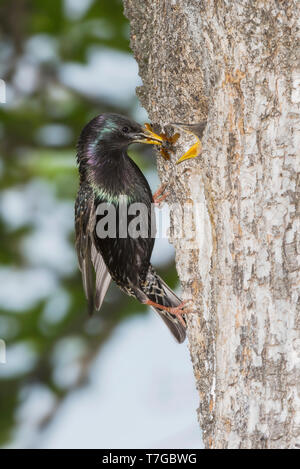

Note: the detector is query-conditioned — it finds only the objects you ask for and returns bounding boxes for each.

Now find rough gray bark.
[124,0,300,449]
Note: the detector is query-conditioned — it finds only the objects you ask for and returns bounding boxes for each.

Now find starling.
[171,121,207,163]
[75,113,190,343]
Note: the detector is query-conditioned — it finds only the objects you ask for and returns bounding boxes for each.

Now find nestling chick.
[171,121,207,163]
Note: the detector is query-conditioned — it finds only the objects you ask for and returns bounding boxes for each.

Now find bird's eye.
[122,126,130,133]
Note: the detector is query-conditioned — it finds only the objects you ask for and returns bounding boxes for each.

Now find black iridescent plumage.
[75,113,186,343]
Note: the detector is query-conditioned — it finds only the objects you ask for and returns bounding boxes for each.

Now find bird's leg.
[143,299,193,326]
[153,184,170,207]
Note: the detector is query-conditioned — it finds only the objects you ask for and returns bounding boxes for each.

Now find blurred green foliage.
[0,0,179,448]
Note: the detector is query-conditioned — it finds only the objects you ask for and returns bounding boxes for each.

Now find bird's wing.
[75,185,111,312]
[91,243,111,310]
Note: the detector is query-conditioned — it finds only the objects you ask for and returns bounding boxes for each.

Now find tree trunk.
[123,0,300,449]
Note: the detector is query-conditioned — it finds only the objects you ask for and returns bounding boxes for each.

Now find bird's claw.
[168,300,194,326]
[143,298,194,327]
[153,184,169,207]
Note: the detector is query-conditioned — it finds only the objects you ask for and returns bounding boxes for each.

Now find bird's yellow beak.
[171,122,206,164]
[142,123,163,145]
[176,140,202,164]
[132,125,163,146]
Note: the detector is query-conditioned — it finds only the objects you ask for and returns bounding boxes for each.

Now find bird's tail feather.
[143,267,186,343]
